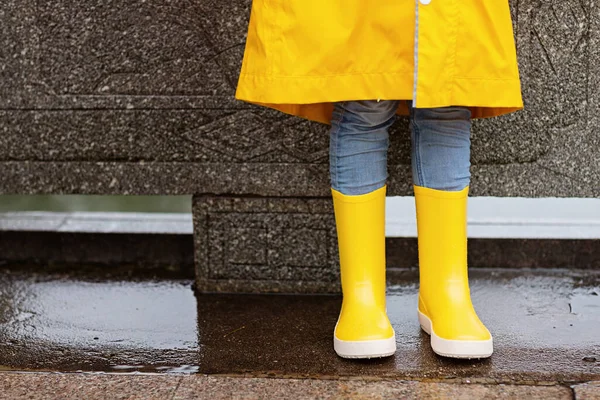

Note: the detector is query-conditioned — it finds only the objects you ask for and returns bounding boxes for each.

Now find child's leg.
[410,105,493,359]
[410,106,471,191]
[330,100,399,195]
[329,100,399,359]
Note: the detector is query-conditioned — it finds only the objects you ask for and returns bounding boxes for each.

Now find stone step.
[0,267,598,384]
[1,208,600,292]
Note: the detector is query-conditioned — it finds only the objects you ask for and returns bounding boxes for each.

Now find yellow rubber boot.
[331,185,396,358]
[414,185,493,359]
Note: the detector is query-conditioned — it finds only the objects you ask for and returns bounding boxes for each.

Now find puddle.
[570,290,600,315]
[0,273,198,373]
[0,268,599,382]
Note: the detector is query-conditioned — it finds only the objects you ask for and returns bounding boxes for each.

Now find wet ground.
[0,267,599,385]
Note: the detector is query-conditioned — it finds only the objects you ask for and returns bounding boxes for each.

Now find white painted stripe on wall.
[0,197,599,239]
[0,212,193,234]
[386,197,600,239]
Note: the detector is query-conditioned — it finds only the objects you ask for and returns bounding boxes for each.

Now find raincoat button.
[420,0,431,4]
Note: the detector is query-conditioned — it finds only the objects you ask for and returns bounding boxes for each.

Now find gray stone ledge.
[193,194,600,293]
[1,161,599,198]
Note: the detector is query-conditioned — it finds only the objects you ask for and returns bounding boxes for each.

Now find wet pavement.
[0,267,599,384]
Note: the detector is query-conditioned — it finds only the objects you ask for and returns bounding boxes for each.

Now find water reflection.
[0,272,199,373]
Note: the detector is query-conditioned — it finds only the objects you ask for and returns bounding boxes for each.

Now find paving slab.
[573,381,600,400]
[0,372,181,400]
[174,375,574,400]
[0,268,598,383]
[0,373,575,400]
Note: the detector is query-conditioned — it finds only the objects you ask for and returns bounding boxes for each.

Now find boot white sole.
[418,310,493,359]
[333,332,396,359]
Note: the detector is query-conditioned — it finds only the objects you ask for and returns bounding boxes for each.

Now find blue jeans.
[329,100,471,195]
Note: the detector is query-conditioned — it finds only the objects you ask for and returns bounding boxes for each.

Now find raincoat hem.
[236,73,523,123]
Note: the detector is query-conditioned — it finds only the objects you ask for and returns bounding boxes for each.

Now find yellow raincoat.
[235,0,523,124]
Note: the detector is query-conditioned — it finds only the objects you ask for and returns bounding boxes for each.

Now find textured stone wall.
[194,196,340,293]
[1,1,598,292]
[1,0,598,198]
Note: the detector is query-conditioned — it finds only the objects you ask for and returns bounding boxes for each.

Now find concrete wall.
[1,1,599,292]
